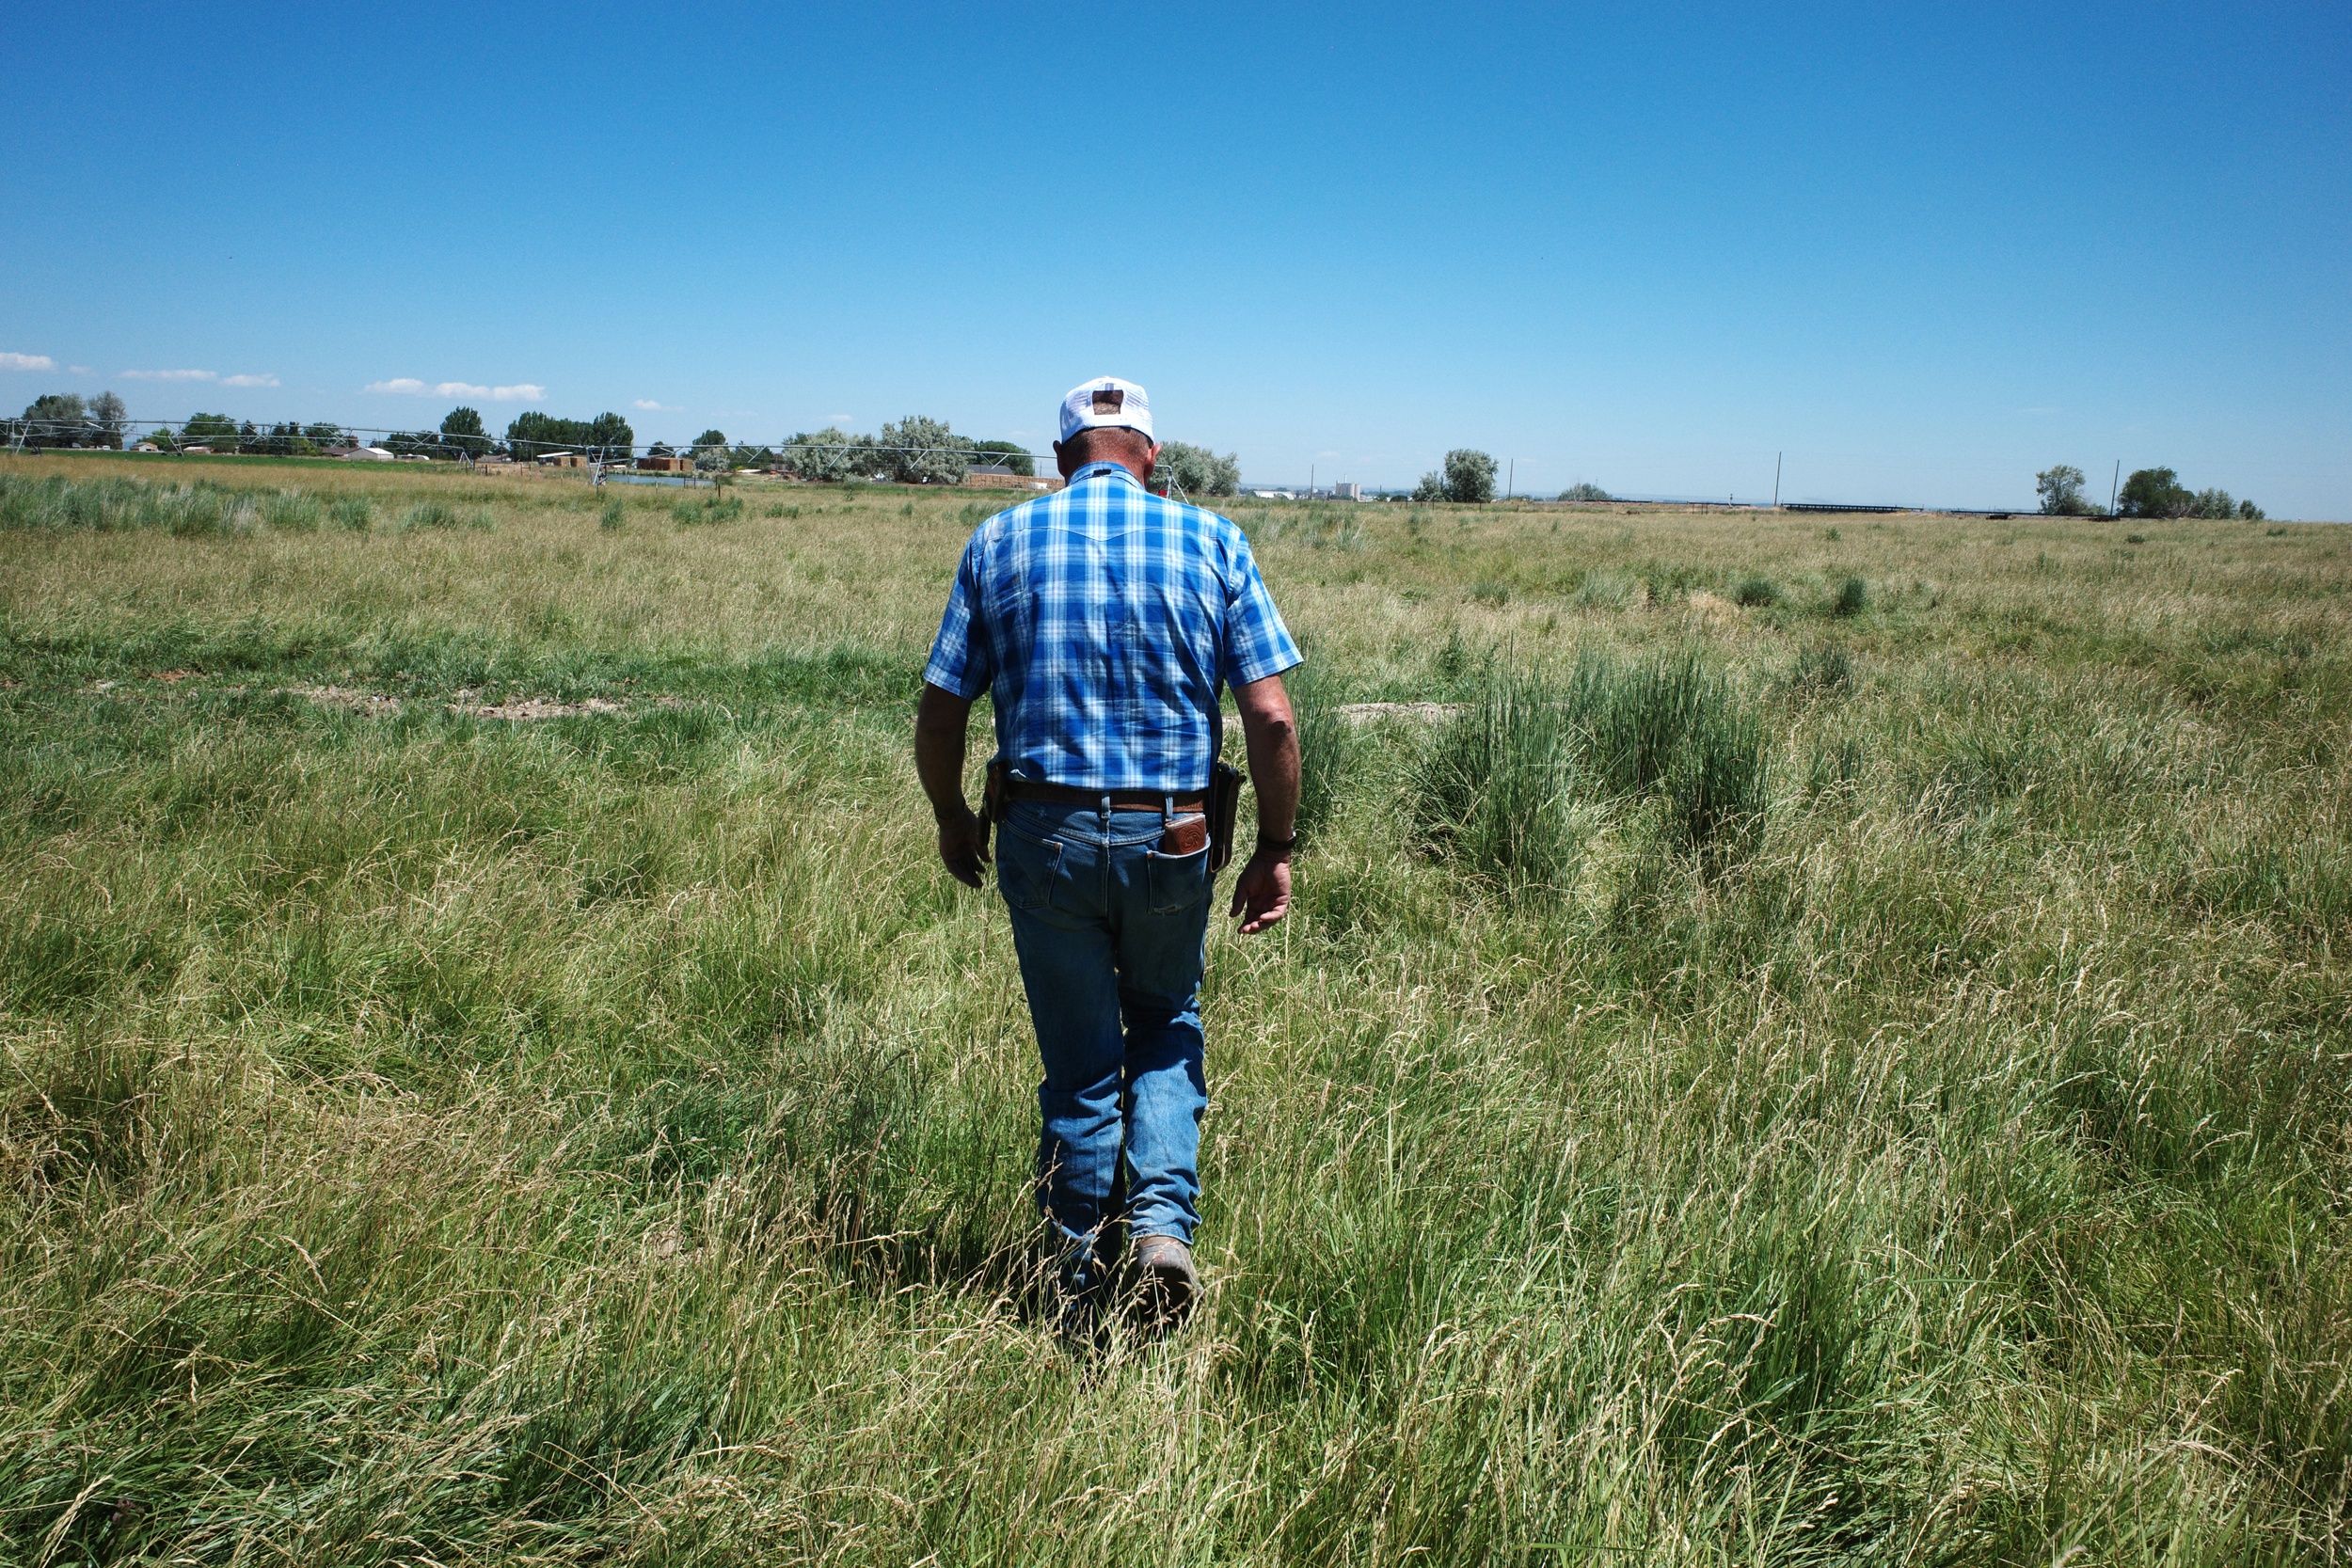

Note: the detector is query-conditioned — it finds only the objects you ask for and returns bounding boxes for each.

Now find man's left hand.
[938,805,991,890]
[1229,851,1292,934]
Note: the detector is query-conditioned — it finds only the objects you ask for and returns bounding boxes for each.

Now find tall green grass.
[0,461,2346,1563]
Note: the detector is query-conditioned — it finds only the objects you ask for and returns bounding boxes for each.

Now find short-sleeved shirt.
[923,460,1301,793]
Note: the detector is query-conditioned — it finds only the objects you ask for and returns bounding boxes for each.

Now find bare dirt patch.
[1336,702,1462,724]
[451,694,631,721]
[282,685,405,716]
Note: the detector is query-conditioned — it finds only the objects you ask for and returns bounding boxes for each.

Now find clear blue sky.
[6,1,2346,515]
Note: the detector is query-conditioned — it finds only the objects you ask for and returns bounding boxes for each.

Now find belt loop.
[1098,792,1111,831]
[1162,793,1174,825]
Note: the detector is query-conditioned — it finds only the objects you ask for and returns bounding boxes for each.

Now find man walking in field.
[914,375,1302,1345]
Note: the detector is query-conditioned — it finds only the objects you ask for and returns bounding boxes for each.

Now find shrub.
[262,490,321,532]
[1410,673,1592,895]
[404,501,462,531]
[331,497,373,532]
[1574,572,1639,610]
[598,498,627,531]
[1788,642,1851,698]
[1562,649,1772,851]
[672,494,743,528]
[1831,576,1867,616]
[1413,649,1772,893]
[1560,482,1613,502]
[1732,575,1783,608]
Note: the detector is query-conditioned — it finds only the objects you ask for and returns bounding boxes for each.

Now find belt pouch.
[1206,761,1244,872]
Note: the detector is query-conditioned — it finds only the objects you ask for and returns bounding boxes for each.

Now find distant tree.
[647,442,675,459]
[19,393,87,448]
[381,430,431,457]
[88,391,128,448]
[731,443,770,470]
[303,421,343,447]
[2239,499,2265,521]
[180,411,239,449]
[2190,486,2240,520]
[877,415,972,485]
[439,406,490,458]
[504,410,635,463]
[1412,470,1445,502]
[691,428,731,478]
[781,427,860,481]
[2116,467,2193,519]
[1441,449,1498,504]
[244,420,317,456]
[1560,482,1612,502]
[970,439,1035,477]
[1158,441,1242,497]
[584,413,633,464]
[2035,464,2092,515]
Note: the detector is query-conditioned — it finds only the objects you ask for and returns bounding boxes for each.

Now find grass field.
[1,452,2346,1565]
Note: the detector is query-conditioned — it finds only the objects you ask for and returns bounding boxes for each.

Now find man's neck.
[1071,460,1144,486]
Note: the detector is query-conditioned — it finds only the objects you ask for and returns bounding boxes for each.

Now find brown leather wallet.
[1158,814,1209,856]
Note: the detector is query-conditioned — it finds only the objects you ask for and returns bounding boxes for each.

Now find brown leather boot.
[1127,1235,1200,1337]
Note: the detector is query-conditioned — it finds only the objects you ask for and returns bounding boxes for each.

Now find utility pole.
[2109,460,2122,515]
[1309,463,1314,499]
[1506,458,1514,500]
[1772,451,1782,509]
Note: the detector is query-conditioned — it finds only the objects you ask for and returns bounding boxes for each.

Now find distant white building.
[1332,482,1363,501]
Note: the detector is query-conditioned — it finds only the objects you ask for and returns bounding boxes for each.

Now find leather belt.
[1003,779,1206,810]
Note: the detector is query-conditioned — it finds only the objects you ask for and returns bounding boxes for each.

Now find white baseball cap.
[1057,376,1153,443]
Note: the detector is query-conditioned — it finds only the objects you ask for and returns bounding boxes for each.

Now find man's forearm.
[914,684,976,822]
[1245,723,1300,840]
[1232,673,1300,843]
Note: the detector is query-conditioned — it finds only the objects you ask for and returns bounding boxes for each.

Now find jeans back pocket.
[998,827,1066,911]
[1145,843,1211,915]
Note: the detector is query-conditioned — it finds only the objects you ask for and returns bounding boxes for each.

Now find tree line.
[6,392,131,448]
[2038,464,2264,521]
[7,392,1258,495]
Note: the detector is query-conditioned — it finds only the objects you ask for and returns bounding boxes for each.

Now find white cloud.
[120,367,279,388]
[0,352,56,372]
[633,399,678,411]
[366,377,542,402]
[68,365,93,375]
[826,414,853,423]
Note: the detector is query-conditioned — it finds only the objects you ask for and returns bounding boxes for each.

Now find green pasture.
[1,454,2345,1564]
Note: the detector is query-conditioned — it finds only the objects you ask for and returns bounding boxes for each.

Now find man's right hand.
[1229,850,1292,934]
[938,805,991,890]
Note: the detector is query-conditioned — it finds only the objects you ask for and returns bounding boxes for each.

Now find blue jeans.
[994,798,1214,1296]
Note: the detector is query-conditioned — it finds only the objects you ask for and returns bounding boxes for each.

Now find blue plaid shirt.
[924,461,1302,792]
